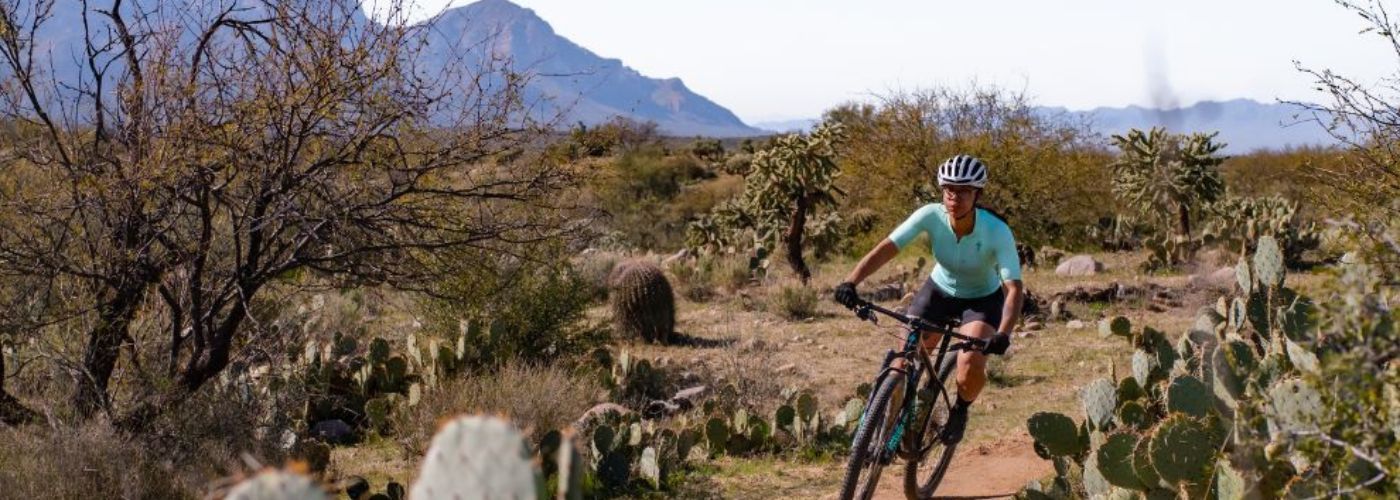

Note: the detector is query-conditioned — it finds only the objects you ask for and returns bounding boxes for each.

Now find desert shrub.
[422,247,604,367]
[826,85,1114,252]
[393,360,601,453]
[591,148,728,251]
[573,251,622,303]
[667,253,752,302]
[0,423,189,498]
[770,282,819,320]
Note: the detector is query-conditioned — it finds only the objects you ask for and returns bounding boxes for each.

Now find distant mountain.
[22,0,763,138]
[753,118,820,134]
[420,0,764,137]
[1041,99,1337,152]
[770,99,1337,152]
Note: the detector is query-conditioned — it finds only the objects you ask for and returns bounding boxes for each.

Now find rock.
[791,335,806,343]
[1050,299,1069,320]
[662,248,690,266]
[1040,246,1067,267]
[737,337,768,352]
[643,399,681,419]
[310,419,353,444]
[672,385,709,409]
[775,363,797,373]
[866,282,904,302]
[1066,320,1087,330]
[1055,255,1104,276]
[1017,331,1037,339]
[1205,266,1236,289]
[575,403,633,428]
[1024,321,1044,332]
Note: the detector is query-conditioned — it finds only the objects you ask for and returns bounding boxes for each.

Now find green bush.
[421,247,604,367]
[826,86,1114,251]
[770,282,819,321]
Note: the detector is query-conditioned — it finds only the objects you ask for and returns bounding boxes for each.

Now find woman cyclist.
[833,154,1024,444]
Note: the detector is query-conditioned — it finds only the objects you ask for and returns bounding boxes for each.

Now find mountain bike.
[837,298,991,500]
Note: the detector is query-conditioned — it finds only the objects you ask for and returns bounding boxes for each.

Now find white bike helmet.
[937,155,988,188]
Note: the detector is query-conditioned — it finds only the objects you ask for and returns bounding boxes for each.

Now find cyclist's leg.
[951,288,1007,401]
[952,320,995,401]
[892,278,952,370]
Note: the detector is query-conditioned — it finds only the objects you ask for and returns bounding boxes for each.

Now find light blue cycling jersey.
[888,204,1022,299]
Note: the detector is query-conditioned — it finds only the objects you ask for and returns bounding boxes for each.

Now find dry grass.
[393,360,604,454]
[0,422,192,499]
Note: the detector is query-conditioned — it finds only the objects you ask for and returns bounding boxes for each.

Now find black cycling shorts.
[907,278,1005,329]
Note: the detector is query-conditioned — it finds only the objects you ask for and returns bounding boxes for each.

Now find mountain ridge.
[760,99,1337,152]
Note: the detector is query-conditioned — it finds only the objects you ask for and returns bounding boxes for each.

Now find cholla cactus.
[683,122,846,285]
[1110,127,1226,240]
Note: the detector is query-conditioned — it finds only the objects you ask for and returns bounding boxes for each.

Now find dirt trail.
[868,435,1050,499]
[817,431,1052,498]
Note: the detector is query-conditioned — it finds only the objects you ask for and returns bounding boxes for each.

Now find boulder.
[310,419,353,444]
[575,402,633,428]
[1055,255,1104,276]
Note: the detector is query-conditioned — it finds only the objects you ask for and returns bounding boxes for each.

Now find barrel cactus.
[608,260,676,343]
[226,470,329,500]
[409,415,540,499]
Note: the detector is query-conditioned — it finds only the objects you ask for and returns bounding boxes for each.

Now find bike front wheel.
[839,371,905,500]
[903,354,960,499]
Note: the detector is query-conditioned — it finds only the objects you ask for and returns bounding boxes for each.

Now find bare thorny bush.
[0,0,587,431]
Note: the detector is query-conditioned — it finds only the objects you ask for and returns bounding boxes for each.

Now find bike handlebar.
[847,298,990,351]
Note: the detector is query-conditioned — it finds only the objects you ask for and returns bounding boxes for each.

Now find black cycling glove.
[834,282,859,309]
[985,332,1012,355]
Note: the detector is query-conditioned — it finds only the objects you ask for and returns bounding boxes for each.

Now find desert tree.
[0,0,582,427]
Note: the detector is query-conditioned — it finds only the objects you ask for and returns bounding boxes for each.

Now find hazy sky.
[365,0,1396,123]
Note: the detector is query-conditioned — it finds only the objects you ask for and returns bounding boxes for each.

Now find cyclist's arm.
[843,239,899,285]
[992,222,1024,334]
[844,204,936,285]
[998,279,1025,335]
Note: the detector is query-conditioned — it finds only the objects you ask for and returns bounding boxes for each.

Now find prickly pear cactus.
[1166,375,1211,418]
[1132,349,1160,387]
[1214,457,1249,500]
[1235,257,1253,295]
[1096,432,1145,490]
[1083,378,1118,430]
[1100,316,1132,339]
[1268,378,1323,434]
[1148,415,1215,487]
[639,446,661,489]
[706,417,729,453]
[608,260,676,343]
[1132,434,1165,491]
[1116,377,1145,403]
[556,430,584,500]
[1253,235,1285,290]
[226,470,329,500]
[409,415,540,499]
[1117,401,1150,431]
[1027,412,1081,457]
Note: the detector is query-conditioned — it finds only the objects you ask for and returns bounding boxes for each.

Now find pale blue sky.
[364,0,1395,123]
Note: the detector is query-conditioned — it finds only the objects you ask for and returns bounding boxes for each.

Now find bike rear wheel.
[903,354,960,499]
[839,371,905,500]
